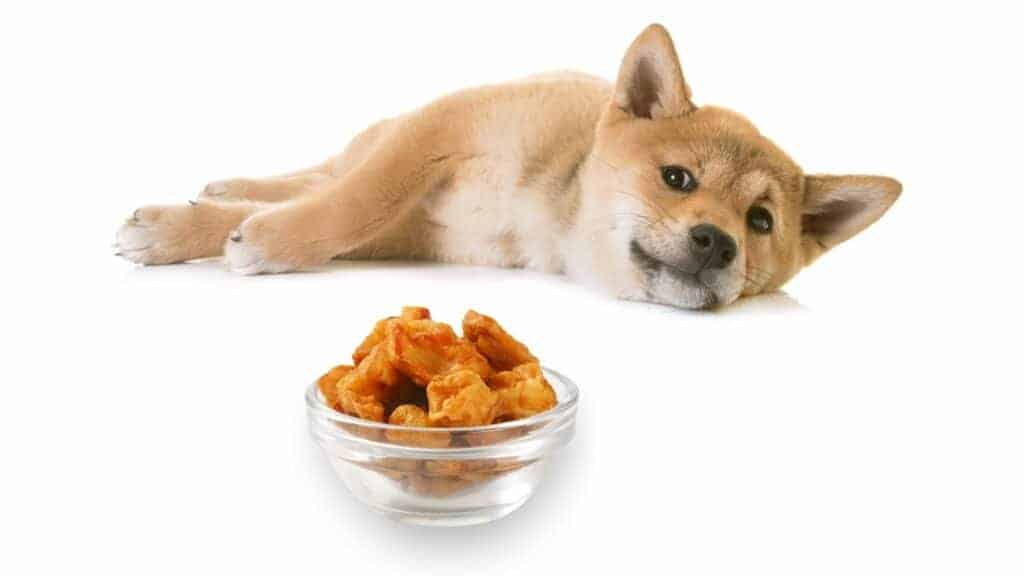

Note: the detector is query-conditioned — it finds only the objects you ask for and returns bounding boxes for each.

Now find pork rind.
[336,344,406,422]
[388,404,429,427]
[321,307,556,432]
[385,404,451,448]
[386,318,491,386]
[399,306,432,321]
[386,379,427,413]
[317,364,353,409]
[405,473,475,497]
[426,370,501,427]
[488,362,557,420]
[352,318,391,365]
[316,307,564,497]
[352,306,433,364]
[462,310,537,371]
[407,459,528,496]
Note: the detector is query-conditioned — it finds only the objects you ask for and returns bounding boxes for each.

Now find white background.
[3,1,1022,574]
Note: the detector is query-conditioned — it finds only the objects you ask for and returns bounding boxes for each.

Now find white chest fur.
[420,157,569,273]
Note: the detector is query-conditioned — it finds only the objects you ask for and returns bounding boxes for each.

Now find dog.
[115,23,901,309]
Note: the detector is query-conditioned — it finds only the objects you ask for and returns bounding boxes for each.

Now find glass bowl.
[306,367,579,526]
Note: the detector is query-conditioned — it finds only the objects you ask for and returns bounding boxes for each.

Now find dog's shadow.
[712,290,805,315]
[270,260,807,315]
[121,258,806,314]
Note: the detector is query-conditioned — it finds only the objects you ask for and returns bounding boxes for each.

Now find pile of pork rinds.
[317,307,557,431]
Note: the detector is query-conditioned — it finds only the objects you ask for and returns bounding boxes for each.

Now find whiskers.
[611,210,670,233]
[577,208,672,237]
[612,190,683,229]
[576,190,683,239]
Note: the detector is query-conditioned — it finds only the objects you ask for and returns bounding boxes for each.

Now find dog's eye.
[746,205,774,234]
[661,165,697,192]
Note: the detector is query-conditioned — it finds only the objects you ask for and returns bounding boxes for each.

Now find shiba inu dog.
[115,23,900,309]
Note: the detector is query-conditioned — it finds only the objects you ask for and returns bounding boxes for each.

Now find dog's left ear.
[801,175,902,263]
[612,24,696,119]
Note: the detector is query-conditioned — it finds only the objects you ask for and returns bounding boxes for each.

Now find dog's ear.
[801,175,902,262]
[612,24,695,119]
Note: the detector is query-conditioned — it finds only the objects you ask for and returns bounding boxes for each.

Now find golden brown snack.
[488,362,557,420]
[421,458,464,476]
[376,456,420,474]
[336,344,406,422]
[352,306,434,364]
[405,473,475,497]
[400,306,432,321]
[386,319,492,386]
[376,468,407,482]
[462,310,537,371]
[317,364,353,409]
[352,318,392,364]
[385,379,428,417]
[321,308,556,432]
[427,370,501,427]
[385,405,451,448]
[388,404,429,426]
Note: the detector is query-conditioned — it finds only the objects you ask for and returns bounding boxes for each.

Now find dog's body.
[334,71,612,275]
[116,24,900,309]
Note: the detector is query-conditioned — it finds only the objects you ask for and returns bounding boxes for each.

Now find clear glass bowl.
[306,367,579,526]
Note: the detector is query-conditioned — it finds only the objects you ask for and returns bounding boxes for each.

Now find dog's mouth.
[629,239,720,308]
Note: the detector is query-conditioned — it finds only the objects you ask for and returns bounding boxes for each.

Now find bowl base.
[368,497,530,527]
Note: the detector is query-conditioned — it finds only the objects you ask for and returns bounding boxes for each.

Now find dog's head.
[581,24,901,309]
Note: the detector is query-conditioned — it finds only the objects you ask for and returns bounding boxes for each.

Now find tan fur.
[115,24,900,309]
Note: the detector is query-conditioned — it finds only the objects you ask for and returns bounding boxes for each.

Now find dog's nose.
[689,224,737,270]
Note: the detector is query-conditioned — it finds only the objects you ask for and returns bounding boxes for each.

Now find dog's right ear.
[612,24,696,120]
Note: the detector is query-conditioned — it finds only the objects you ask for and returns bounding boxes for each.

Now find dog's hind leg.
[115,200,267,265]
[197,119,396,204]
[198,172,334,204]
[222,115,460,274]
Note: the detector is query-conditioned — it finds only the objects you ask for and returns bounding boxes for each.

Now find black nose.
[689,224,737,270]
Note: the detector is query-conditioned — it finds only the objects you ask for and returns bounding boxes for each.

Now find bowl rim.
[305,366,579,434]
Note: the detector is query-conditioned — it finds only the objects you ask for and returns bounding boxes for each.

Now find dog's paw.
[222,233,297,275]
[221,215,300,275]
[199,179,248,200]
[223,207,333,275]
[115,205,196,265]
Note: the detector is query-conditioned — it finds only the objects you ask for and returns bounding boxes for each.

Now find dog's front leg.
[224,120,459,274]
[116,200,266,265]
